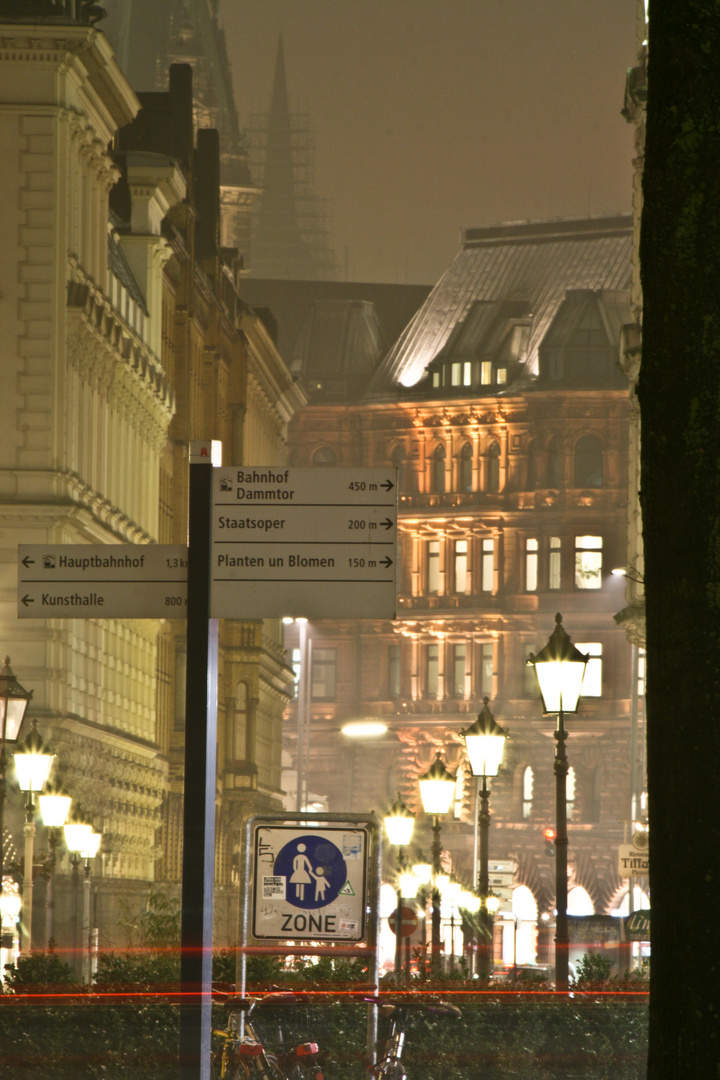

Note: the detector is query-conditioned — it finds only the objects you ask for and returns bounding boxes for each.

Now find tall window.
[522,766,534,819]
[525,538,538,592]
[548,437,562,487]
[481,361,492,385]
[311,647,337,701]
[549,536,562,590]
[427,539,440,594]
[575,535,603,589]
[451,643,466,698]
[174,638,187,730]
[312,446,337,466]
[431,445,446,493]
[576,642,603,696]
[479,642,493,696]
[527,441,538,489]
[567,766,576,820]
[234,682,247,761]
[391,444,406,492]
[426,643,439,698]
[574,435,603,487]
[524,643,541,697]
[459,443,473,492]
[291,648,301,698]
[388,644,401,699]
[454,540,468,593]
[487,441,500,493]
[481,538,494,593]
[451,361,470,387]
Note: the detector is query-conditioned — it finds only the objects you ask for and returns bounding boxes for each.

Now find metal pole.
[0,745,6,894]
[554,708,569,992]
[431,816,442,966]
[81,860,91,983]
[394,887,402,977]
[71,855,80,979]
[477,775,491,978]
[21,794,36,953]
[295,622,307,812]
[46,829,58,946]
[179,443,219,1080]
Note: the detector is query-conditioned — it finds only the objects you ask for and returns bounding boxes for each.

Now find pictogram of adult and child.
[290,843,329,902]
[274,834,348,910]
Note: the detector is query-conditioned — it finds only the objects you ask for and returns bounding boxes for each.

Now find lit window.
[451,362,462,386]
[311,648,336,701]
[525,538,538,592]
[549,536,561,590]
[496,367,507,385]
[567,766,576,819]
[638,647,646,698]
[487,441,500,493]
[463,361,472,385]
[481,538,494,593]
[451,643,466,698]
[454,540,468,593]
[459,443,473,492]
[432,370,441,388]
[575,535,603,589]
[388,644,401,699]
[454,761,466,819]
[523,766,533,819]
[479,642,493,696]
[292,647,301,698]
[575,642,602,697]
[427,540,440,594]
[426,643,439,698]
[481,361,492,385]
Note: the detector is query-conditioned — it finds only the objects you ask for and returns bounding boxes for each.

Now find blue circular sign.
[274,834,348,910]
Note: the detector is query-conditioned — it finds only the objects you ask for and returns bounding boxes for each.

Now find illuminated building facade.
[272,215,640,950]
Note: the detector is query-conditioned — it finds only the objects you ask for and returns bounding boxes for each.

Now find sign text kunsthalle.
[210,467,397,619]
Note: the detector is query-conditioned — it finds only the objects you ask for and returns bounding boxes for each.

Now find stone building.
[0,2,302,958]
[250,214,640,963]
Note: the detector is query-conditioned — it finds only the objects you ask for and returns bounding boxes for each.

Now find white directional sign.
[17,545,188,619]
[252,824,368,942]
[210,467,398,619]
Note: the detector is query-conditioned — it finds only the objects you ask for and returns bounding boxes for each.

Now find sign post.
[179,441,219,1080]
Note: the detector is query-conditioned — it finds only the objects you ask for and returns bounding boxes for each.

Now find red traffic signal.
[542,826,557,842]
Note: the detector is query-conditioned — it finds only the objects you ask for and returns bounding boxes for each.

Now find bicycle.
[212,992,324,1080]
[365,995,461,1080]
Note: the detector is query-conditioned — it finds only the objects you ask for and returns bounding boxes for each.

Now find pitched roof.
[368,215,632,394]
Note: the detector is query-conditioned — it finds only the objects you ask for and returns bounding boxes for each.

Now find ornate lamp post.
[38,787,72,946]
[14,722,54,953]
[418,752,457,967]
[0,658,33,893]
[527,614,588,992]
[64,817,92,979]
[460,697,507,978]
[383,793,415,978]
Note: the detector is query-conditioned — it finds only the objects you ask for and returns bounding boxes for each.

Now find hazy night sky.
[219,0,638,285]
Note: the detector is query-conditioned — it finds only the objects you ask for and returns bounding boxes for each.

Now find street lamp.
[0,658,33,894]
[38,787,71,946]
[418,752,456,968]
[64,816,92,979]
[14,721,54,954]
[384,793,415,977]
[527,613,588,992]
[460,697,507,978]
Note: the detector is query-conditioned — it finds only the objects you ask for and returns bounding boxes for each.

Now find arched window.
[574,435,603,488]
[527,441,538,490]
[313,446,337,466]
[567,886,594,916]
[431,444,446,493]
[487,441,500,493]
[458,442,473,492]
[547,437,562,488]
[522,766,533,819]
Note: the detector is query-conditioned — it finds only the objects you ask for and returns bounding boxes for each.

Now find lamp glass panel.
[464,732,505,777]
[399,872,419,899]
[64,822,92,853]
[412,862,432,884]
[80,832,101,859]
[384,814,414,847]
[0,697,29,742]
[534,658,586,714]
[486,894,500,914]
[419,777,456,815]
[14,751,54,792]
[39,793,71,828]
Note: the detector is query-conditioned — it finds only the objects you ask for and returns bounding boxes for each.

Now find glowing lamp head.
[13,720,54,793]
[0,657,33,744]
[399,872,419,899]
[418,752,457,816]
[383,793,415,847]
[460,698,507,778]
[64,821,93,854]
[39,790,72,828]
[486,893,500,915]
[411,861,432,885]
[527,614,588,714]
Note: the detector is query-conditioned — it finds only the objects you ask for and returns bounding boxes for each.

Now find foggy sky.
[219,0,638,285]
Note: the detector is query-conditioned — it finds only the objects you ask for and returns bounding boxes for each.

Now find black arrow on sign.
[380,518,394,530]
[21,595,34,607]
[380,479,395,492]
[379,556,393,568]
[22,556,35,568]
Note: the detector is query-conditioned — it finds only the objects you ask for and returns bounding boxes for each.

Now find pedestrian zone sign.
[252,825,368,942]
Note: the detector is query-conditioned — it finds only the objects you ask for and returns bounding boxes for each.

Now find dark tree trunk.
[639,3,720,1077]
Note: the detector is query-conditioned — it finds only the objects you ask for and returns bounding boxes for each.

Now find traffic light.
[542,826,557,855]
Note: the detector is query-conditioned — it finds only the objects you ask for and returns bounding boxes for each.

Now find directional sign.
[210,467,397,619]
[17,545,188,619]
[252,825,368,942]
